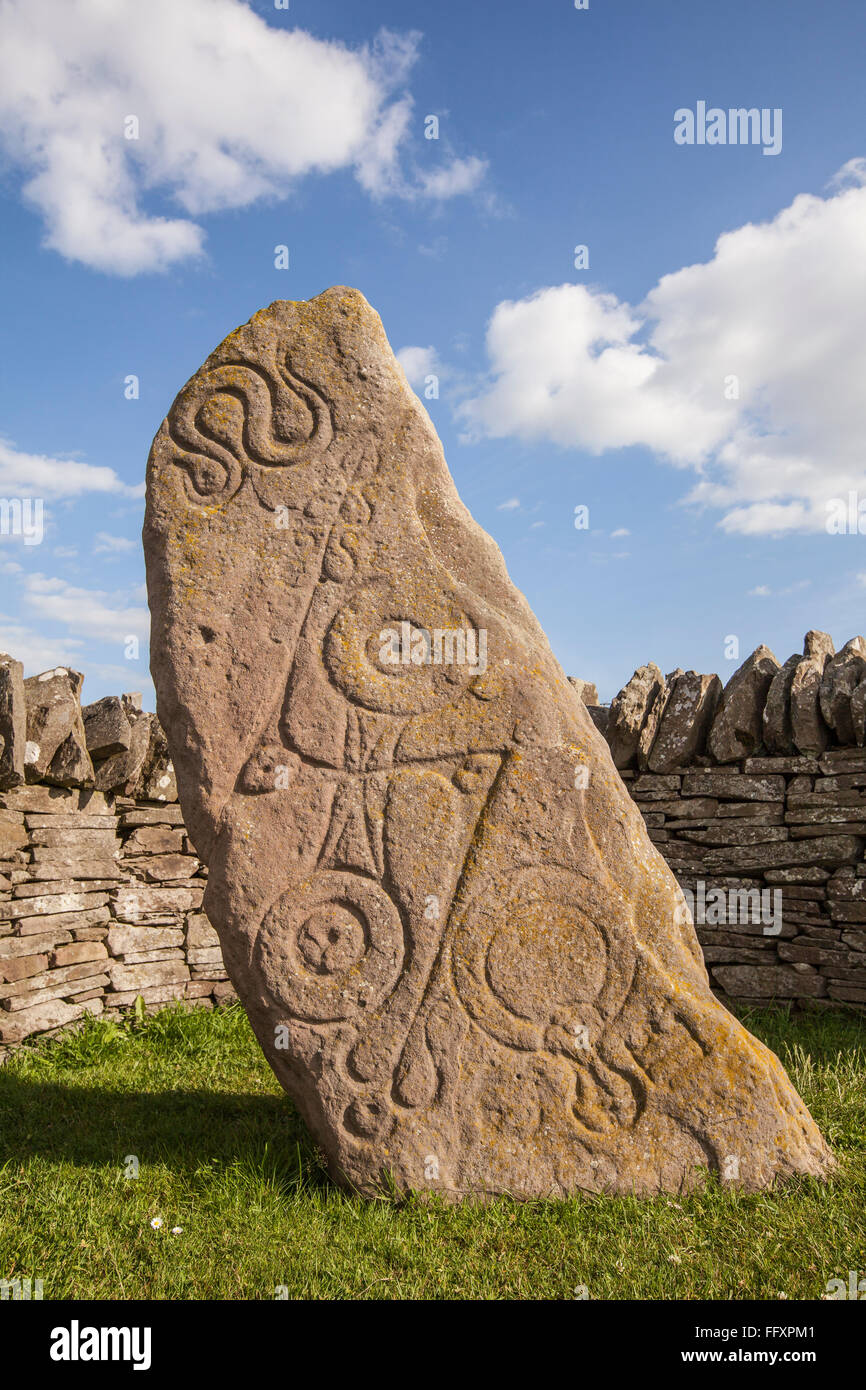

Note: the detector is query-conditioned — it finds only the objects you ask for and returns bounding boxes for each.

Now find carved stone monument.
[144,289,833,1198]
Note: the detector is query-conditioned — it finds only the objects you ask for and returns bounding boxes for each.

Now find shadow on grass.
[0,1072,332,1194]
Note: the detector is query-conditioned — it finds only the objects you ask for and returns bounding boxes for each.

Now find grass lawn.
[0,1001,863,1300]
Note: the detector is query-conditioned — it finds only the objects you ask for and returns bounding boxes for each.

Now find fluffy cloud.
[748,580,810,598]
[460,162,866,536]
[0,568,151,682]
[20,574,149,645]
[0,618,85,675]
[0,439,142,498]
[0,0,483,274]
[417,156,488,200]
[93,532,136,554]
[397,345,442,388]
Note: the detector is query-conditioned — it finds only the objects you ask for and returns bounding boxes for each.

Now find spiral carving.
[167,356,334,505]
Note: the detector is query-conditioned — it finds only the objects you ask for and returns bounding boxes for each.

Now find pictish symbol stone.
[144,288,834,1199]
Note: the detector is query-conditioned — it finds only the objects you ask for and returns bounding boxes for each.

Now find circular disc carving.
[254,871,404,1022]
[452,866,630,1053]
[324,583,478,714]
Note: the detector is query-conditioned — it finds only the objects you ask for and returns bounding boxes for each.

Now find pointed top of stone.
[804,630,834,662]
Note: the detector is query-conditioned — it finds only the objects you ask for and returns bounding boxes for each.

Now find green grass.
[0,1002,864,1300]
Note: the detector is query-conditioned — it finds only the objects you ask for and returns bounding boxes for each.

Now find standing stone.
[606,662,664,770]
[136,719,177,802]
[791,656,832,756]
[820,637,866,746]
[707,646,780,764]
[646,671,721,773]
[83,696,132,759]
[804,630,834,664]
[47,733,96,788]
[144,289,832,1199]
[94,709,153,794]
[637,668,682,771]
[584,705,609,737]
[762,654,801,755]
[0,654,26,791]
[568,678,599,706]
[851,679,866,747]
[24,669,94,788]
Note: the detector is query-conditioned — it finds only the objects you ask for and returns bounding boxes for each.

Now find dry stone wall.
[618,757,866,1009]
[585,630,866,1011]
[0,661,234,1060]
[1,629,864,1057]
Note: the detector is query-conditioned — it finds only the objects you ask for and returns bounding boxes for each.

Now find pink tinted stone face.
[144,288,834,1199]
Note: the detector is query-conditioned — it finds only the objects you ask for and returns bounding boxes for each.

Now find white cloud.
[417,156,487,200]
[397,345,442,388]
[397,342,467,401]
[0,439,142,499]
[497,498,521,511]
[0,615,150,689]
[0,1,485,274]
[0,618,85,674]
[7,572,150,646]
[748,580,810,598]
[829,157,866,190]
[610,527,630,538]
[0,567,153,681]
[460,162,866,536]
[93,532,136,554]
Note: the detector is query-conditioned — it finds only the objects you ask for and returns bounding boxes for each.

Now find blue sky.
[0,0,864,706]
